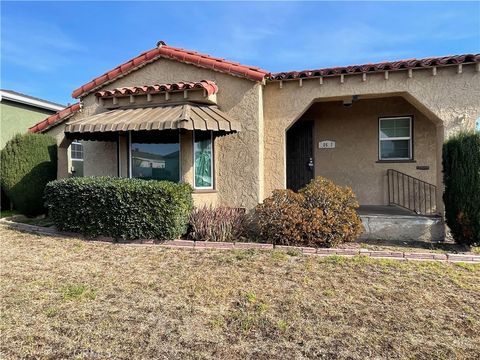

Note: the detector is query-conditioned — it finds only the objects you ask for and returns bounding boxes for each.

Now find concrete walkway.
[1,218,479,264]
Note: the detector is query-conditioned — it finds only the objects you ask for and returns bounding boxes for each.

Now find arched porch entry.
[285,94,442,214]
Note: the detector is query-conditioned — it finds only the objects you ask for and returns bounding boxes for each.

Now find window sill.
[193,189,218,194]
[376,160,416,164]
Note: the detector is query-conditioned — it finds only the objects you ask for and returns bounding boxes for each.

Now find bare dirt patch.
[1,226,479,359]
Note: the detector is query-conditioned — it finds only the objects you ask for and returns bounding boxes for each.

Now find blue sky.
[1,1,479,105]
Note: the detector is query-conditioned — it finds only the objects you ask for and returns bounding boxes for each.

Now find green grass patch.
[0,209,19,218]
[61,284,96,301]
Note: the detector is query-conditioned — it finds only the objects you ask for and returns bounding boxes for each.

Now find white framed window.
[71,141,84,161]
[193,131,214,189]
[379,116,413,160]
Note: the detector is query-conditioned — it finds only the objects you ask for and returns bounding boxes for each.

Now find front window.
[379,117,412,160]
[194,131,213,189]
[131,141,180,182]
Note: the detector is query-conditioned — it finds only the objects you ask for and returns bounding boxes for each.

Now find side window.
[70,141,84,177]
[379,117,412,160]
[71,141,84,161]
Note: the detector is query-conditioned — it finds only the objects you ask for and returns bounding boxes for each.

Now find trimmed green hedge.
[45,177,193,240]
[0,133,57,216]
[443,131,480,245]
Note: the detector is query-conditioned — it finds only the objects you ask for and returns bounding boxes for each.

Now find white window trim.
[71,141,84,161]
[193,131,214,190]
[378,116,413,161]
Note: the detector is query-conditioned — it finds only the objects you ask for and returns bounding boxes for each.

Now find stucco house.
[29,42,480,239]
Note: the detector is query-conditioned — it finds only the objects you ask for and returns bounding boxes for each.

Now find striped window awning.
[64,103,240,134]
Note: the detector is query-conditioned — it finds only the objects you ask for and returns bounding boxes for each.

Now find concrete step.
[359,214,444,241]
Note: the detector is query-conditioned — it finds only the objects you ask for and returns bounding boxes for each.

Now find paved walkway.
[1,218,479,264]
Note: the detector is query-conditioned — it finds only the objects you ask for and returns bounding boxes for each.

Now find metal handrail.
[387,169,437,215]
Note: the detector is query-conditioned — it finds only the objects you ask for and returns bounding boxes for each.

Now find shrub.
[254,190,305,246]
[188,205,247,242]
[44,177,193,240]
[0,133,57,216]
[299,177,364,245]
[443,131,480,245]
[255,177,363,247]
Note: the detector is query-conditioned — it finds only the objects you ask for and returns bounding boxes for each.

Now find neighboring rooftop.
[0,89,65,112]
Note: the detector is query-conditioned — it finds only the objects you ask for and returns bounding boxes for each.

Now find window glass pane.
[132,143,179,182]
[194,131,213,188]
[380,139,410,159]
[380,118,410,138]
[71,142,83,160]
[380,126,396,138]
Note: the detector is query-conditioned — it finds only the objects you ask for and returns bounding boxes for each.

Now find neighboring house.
[0,89,65,149]
[28,42,480,239]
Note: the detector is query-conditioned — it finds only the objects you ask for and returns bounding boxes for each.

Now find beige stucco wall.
[45,123,73,179]
[263,65,480,208]
[305,97,436,205]
[52,58,263,209]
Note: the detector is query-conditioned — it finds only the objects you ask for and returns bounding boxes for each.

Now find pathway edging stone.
[1,218,479,263]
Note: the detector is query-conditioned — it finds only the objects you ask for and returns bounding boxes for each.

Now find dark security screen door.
[286,120,314,191]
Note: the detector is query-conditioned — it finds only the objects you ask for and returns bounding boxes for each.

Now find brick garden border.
[1,218,479,264]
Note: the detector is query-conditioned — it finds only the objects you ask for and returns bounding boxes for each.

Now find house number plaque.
[319,140,336,149]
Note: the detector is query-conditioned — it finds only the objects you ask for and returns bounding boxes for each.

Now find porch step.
[359,213,444,241]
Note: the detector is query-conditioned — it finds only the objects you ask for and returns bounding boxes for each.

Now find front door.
[286,120,314,191]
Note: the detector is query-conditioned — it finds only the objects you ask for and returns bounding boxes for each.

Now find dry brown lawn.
[1,226,479,360]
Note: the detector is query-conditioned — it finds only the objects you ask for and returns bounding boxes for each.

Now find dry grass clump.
[1,226,479,359]
[188,205,247,242]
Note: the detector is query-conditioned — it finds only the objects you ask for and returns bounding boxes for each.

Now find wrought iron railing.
[387,169,437,215]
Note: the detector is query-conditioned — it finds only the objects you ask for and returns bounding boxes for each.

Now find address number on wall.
[319,140,336,149]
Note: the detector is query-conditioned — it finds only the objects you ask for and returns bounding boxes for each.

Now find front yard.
[1,226,479,359]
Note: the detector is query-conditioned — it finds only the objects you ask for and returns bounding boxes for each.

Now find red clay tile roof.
[72,43,268,98]
[270,54,480,80]
[96,80,218,98]
[29,102,81,133]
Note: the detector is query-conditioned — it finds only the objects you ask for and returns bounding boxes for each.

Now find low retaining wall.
[2,218,478,264]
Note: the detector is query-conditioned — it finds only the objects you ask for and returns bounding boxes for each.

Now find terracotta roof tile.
[270,54,480,80]
[29,103,81,133]
[95,80,218,98]
[72,43,268,98]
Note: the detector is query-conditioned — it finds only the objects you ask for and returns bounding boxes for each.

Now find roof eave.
[0,90,65,111]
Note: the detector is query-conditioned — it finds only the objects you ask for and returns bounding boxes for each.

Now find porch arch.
[269,92,446,215]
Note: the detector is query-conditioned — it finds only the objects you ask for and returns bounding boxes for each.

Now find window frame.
[193,131,214,190]
[127,131,182,182]
[70,141,84,162]
[378,116,413,161]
